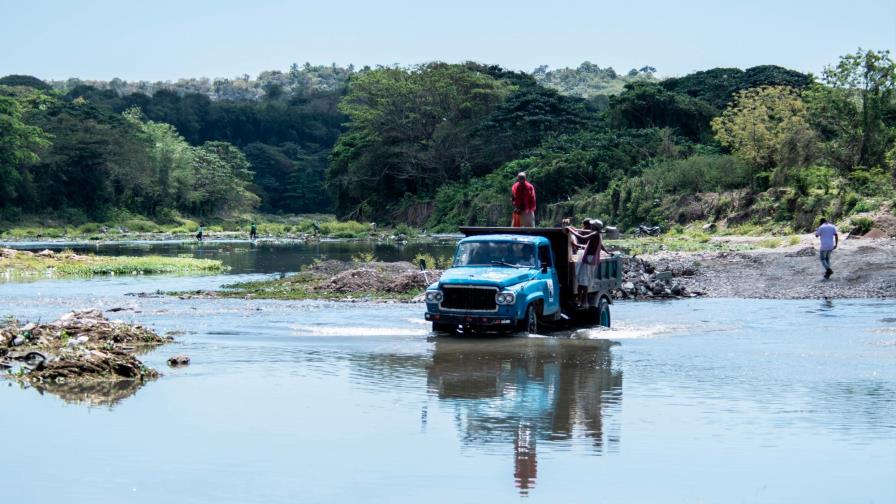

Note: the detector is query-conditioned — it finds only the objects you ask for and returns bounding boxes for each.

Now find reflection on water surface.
[0,243,894,503]
[426,338,621,493]
[23,378,150,407]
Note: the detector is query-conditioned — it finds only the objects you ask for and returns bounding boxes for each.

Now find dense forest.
[1,50,894,233]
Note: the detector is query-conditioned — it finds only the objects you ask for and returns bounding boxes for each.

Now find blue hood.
[439,266,536,289]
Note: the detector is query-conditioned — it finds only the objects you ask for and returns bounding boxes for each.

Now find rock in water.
[167,355,191,367]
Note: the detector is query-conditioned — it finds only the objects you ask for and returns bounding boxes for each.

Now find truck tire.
[432,322,456,334]
[597,297,611,328]
[518,304,538,334]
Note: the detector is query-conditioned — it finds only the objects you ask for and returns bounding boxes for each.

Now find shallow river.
[1,241,894,503]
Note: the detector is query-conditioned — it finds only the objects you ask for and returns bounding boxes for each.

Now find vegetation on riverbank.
[0,248,224,279]
[0,213,385,241]
[1,49,893,238]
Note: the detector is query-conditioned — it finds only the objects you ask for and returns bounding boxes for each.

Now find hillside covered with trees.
[1,50,894,234]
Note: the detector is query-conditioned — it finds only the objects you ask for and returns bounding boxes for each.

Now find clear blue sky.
[2,0,894,81]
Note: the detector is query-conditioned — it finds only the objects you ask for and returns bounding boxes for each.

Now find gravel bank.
[639,238,896,299]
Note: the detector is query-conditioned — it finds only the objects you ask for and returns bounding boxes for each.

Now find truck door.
[538,244,560,316]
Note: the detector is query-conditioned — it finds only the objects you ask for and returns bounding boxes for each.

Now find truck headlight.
[495,291,516,305]
[425,290,443,303]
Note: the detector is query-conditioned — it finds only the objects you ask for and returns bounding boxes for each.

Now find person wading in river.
[568,219,610,307]
[815,217,839,279]
[511,172,536,227]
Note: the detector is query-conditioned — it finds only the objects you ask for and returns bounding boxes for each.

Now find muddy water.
[1,243,894,503]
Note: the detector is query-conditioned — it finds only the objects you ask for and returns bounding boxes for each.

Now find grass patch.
[607,236,758,256]
[319,220,371,239]
[1,251,224,280]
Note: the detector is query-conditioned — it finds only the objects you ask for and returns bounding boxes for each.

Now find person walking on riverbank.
[196,224,204,242]
[249,222,257,240]
[511,172,536,227]
[815,218,839,279]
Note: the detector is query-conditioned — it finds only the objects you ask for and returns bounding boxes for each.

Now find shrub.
[394,223,419,237]
[76,222,103,234]
[413,252,452,270]
[850,216,874,235]
[124,219,160,233]
[319,220,370,238]
[642,154,754,194]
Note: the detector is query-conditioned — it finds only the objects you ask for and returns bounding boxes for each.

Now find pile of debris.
[1,247,89,261]
[614,256,702,300]
[1,309,172,383]
[311,262,441,294]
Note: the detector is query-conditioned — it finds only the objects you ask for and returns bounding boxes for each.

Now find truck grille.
[441,286,498,312]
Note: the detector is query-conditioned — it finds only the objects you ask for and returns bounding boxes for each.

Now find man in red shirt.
[511,172,536,227]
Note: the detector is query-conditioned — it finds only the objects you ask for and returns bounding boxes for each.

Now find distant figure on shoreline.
[249,222,257,240]
[815,217,839,279]
[196,224,204,242]
[511,172,536,228]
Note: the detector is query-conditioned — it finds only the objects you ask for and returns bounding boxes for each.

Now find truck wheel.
[597,297,611,328]
[519,304,538,334]
[432,322,455,334]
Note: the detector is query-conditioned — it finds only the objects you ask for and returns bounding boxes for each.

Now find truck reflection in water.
[426,337,622,494]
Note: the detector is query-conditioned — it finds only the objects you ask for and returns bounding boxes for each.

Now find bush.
[642,154,754,194]
[394,223,419,237]
[850,216,874,235]
[123,219,160,233]
[76,222,103,234]
[849,167,893,196]
[319,220,370,238]
[757,238,781,248]
[413,252,452,270]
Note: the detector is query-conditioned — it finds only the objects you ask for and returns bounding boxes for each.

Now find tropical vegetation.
[1,49,893,236]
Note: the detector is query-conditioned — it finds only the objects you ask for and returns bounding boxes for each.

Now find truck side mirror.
[541,261,548,273]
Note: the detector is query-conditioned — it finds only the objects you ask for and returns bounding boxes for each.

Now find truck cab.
[425,227,622,334]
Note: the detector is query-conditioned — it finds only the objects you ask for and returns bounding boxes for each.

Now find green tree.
[810,49,896,171]
[711,86,816,169]
[329,63,512,218]
[609,82,718,141]
[191,141,259,215]
[0,75,53,91]
[0,91,50,205]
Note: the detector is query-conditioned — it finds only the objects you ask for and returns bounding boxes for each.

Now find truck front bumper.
[425,312,516,327]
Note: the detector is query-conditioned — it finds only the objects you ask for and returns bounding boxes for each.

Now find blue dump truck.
[424,227,623,334]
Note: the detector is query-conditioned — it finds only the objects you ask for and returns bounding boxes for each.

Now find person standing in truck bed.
[511,172,536,228]
[568,219,610,307]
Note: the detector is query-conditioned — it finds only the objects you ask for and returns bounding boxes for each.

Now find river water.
[1,241,894,503]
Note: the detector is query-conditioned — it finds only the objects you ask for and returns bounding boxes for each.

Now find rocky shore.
[633,238,896,300]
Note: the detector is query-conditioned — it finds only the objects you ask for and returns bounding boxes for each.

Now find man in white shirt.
[815,218,839,279]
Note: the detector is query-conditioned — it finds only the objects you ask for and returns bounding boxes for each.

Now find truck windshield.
[454,242,537,267]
